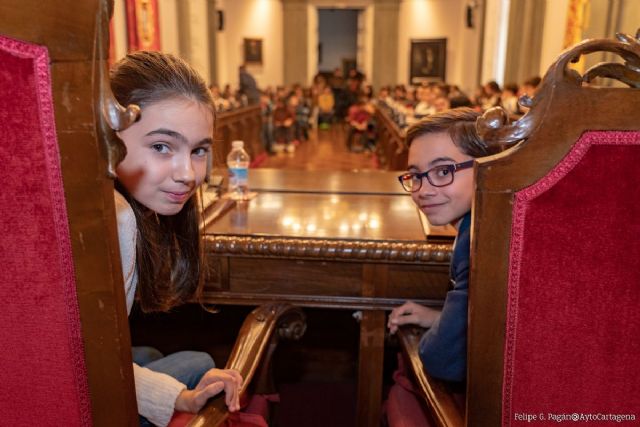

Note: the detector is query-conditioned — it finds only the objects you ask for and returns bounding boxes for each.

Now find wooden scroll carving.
[206,235,452,264]
[97,0,140,177]
[274,306,307,341]
[187,303,306,426]
[477,30,640,147]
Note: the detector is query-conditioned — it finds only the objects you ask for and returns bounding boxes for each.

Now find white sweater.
[115,191,186,427]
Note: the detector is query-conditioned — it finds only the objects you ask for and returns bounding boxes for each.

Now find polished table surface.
[206,192,425,241]
[212,168,406,195]
[203,169,454,427]
[207,168,456,240]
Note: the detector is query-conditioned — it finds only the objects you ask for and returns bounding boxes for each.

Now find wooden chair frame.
[397,30,640,427]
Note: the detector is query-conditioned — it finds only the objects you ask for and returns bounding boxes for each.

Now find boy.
[389,108,502,383]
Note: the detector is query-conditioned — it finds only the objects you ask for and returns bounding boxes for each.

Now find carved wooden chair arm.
[396,326,465,427]
[186,303,306,426]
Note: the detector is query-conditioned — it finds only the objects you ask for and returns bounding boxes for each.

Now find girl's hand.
[174,368,243,413]
[387,301,440,334]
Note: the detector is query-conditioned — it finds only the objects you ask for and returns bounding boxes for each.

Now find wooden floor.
[258,125,379,171]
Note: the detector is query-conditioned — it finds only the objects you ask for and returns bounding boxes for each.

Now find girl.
[111,51,241,427]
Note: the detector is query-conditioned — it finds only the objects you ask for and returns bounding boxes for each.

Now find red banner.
[125,0,161,52]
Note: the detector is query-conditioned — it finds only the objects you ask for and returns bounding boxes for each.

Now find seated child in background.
[317,86,335,130]
[289,91,310,143]
[386,108,503,426]
[481,80,502,110]
[517,76,542,114]
[346,97,373,151]
[432,95,451,113]
[260,92,275,154]
[272,97,295,153]
[502,83,520,117]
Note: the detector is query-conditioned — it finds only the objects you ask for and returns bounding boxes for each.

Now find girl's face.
[116,98,213,216]
[408,132,474,227]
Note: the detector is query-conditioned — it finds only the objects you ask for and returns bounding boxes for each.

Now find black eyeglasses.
[397,160,474,192]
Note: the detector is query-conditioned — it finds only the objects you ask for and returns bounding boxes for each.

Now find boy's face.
[408,132,474,226]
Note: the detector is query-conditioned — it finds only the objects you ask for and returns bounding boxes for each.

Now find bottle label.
[229,167,248,187]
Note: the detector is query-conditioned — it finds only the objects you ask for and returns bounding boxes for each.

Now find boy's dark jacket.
[419,211,471,383]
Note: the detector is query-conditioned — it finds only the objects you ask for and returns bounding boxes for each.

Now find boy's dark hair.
[111,51,213,313]
[406,107,501,158]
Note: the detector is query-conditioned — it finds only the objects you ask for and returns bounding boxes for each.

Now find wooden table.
[240,168,407,195]
[203,169,454,427]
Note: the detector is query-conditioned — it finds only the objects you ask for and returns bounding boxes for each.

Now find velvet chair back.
[0,33,92,427]
[0,1,138,425]
[468,33,640,426]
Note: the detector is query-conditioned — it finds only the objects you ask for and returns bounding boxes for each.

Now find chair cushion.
[503,131,640,423]
[0,35,90,425]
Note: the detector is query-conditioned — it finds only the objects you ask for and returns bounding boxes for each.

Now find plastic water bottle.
[226,140,250,200]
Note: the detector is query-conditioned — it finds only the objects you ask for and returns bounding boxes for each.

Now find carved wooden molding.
[477,30,640,147]
[397,326,465,427]
[97,0,139,178]
[202,291,445,311]
[205,235,452,263]
[188,303,306,426]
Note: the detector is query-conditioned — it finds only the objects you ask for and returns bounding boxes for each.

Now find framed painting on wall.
[243,38,263,64]
[409,38,447,84]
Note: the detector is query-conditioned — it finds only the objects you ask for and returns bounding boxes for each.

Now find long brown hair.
[111,51,214,312]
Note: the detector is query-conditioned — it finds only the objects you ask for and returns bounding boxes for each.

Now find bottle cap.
[231,140,244,149]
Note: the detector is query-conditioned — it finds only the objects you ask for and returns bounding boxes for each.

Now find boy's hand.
[174,368,243,413]
[388,301,440,334]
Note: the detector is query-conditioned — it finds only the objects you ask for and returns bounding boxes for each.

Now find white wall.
[362,5,374,84]
[183,0,211,82]
[480,0,510,86]
[539,0,569,77]
[111,0,128,62]
[216,0,284,89]
[397,0,481,94]
[307,5,319,84]
[158,0,180,57]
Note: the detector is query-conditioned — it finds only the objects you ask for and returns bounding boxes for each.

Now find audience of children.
[207,68,542,157]
[379,75,541,132]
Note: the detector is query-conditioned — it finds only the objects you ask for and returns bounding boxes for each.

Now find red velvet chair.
[393,31,640,427]
[1,1,305,426]
[0,1,139,422]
